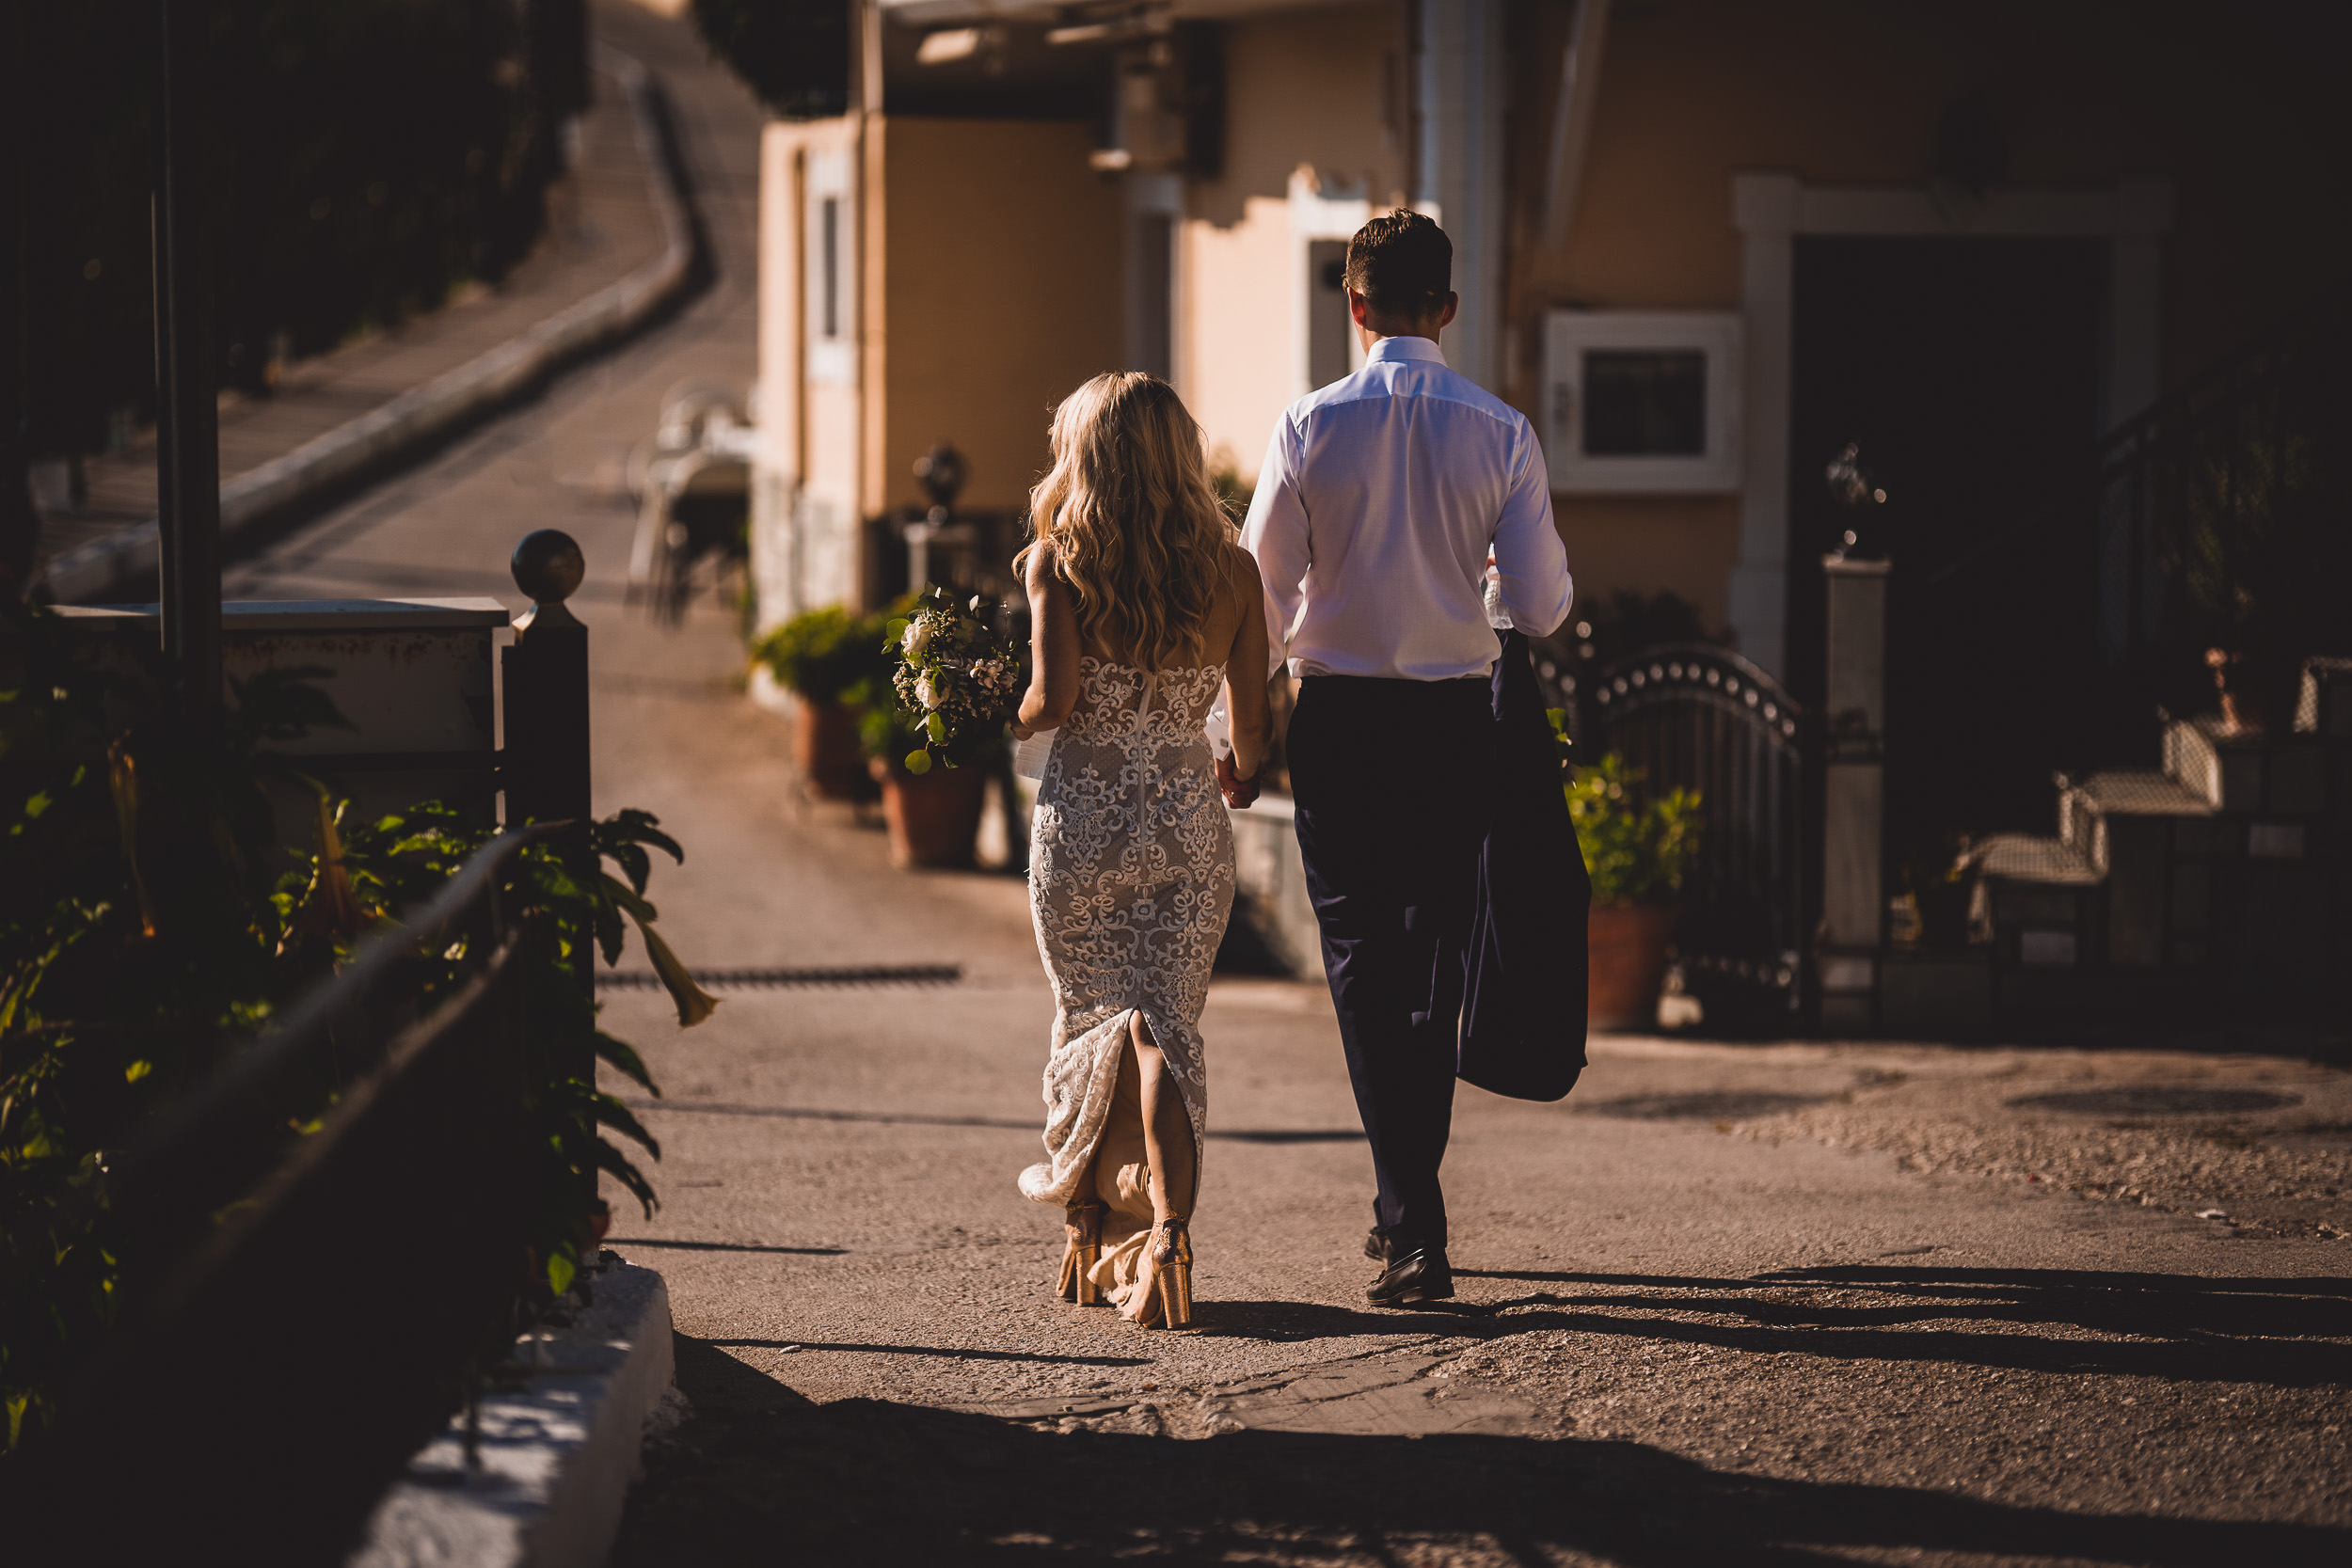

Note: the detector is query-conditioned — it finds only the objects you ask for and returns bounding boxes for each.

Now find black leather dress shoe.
[1365,1248,1454,1307]
[1363,1228,1390,1262]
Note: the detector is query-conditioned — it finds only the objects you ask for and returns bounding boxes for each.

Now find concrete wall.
[755,0,2348,637]
[1510,0,2352,647]
[755,117,866,627]
[1182,3,1409,481]
[754,115,1122,621]
[878,119,1125,519]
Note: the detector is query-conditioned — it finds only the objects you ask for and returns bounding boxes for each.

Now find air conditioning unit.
[1541,310,1743,493]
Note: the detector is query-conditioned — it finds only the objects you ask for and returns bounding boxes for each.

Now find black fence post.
[154,0,222,713]
[504,529,591,829]
[0,0,31,600]
[503,531,597,1220]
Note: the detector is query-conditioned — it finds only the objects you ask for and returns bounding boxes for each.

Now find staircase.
[1959,658,2351,1029]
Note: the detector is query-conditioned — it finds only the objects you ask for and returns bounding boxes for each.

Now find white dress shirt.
[1241,335,1574,681]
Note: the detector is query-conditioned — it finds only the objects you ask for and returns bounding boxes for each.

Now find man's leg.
[1289,677,1491,1257]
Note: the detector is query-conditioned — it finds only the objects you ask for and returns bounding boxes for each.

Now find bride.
[1010,372,1269,1328]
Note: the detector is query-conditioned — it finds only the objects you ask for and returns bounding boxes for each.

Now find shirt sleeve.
[1491,420,1574,637]
[1239,411,1310,677]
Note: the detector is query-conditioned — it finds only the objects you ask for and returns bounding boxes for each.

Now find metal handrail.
[111,819,576,1216]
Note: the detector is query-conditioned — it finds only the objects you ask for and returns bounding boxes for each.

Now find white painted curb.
[350,1257,675,1568]
[44,44,694,605]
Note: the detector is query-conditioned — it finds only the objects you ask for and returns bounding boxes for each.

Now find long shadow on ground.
[1428,1265,2352,1387]
[612,1334,2351,1566]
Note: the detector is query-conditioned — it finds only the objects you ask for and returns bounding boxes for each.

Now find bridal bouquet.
[882,585,1023,774]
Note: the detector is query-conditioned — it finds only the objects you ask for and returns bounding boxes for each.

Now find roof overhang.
[880,0,1370,28]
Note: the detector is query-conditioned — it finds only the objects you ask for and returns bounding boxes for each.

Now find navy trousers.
[1287,673,1498,1254]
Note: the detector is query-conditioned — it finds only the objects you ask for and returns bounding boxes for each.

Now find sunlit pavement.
[215,6,2352,1561]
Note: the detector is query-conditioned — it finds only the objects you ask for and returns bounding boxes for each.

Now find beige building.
[748,0,2347,696]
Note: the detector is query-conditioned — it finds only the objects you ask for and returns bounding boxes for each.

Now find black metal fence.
[1575,642,1811,1030]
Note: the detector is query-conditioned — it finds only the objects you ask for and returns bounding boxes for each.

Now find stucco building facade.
[746,0,2348,701]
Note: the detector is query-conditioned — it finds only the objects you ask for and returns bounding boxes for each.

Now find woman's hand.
[1216,752,1262,809]
[1009,722,1034,741]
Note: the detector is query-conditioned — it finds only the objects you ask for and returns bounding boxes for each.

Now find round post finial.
[512,530,585,632]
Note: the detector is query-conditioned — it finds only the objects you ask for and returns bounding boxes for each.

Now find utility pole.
[153,0,221,711]
[0,0,33,599]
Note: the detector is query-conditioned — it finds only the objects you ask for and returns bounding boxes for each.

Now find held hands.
[1216,752,1263,810]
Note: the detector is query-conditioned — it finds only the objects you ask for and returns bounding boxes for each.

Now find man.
[1232,211,1574,1306]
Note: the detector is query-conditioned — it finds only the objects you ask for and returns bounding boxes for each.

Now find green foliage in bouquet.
[1565,752,1703,908]
[751,605,887,705]
[879,586,1024,775]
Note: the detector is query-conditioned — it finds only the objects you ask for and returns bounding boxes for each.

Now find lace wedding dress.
[1017,657,1235,1305]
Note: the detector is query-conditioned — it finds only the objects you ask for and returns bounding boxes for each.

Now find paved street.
[213,5,2352,1563]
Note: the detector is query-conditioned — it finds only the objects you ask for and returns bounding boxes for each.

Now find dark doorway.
[1788,236,2110,876]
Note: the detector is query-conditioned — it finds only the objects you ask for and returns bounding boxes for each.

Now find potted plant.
[753,605,883,800]
[1566,753,1701,1031]
[855,693,990,867]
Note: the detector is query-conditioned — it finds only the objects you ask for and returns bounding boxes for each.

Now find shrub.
[752,604,884,705]
[1565,752,1702,908]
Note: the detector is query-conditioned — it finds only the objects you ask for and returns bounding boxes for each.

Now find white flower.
[902,619,931,658]
[916,672,946,710]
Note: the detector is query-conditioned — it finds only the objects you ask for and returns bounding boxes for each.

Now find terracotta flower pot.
[871,754,988,869]
[1587,902,1673,1032]
[794,695,880,800]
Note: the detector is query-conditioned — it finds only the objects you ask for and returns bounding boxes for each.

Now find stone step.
[2058,768,2216,874]
[1967,833,2101,970]
[1972,832,2100,887]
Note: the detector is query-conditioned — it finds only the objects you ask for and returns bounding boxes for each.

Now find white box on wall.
[1541,310,1742,493]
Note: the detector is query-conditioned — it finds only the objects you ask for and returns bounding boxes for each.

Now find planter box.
[1228,792,1325,981]
[1588,903,1671,1032]
[872,755,987,868]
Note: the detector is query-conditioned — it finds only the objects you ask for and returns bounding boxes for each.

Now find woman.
[1011,372,1270,1329]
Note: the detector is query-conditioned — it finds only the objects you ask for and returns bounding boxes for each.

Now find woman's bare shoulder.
[1221,540,1263,595]
[1025,535,1061,588]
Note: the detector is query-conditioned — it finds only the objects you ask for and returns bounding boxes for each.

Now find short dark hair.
[1343,210,1452,319]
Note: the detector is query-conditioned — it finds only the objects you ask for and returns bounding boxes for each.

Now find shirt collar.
[1366,335,1448,367]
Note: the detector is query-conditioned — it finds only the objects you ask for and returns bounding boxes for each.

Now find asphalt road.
[223,6,2351,1563]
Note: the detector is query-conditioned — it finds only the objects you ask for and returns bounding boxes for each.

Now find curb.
[349,1257,675,1568]
[43,43,697,605]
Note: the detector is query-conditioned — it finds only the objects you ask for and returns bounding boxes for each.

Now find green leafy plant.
[752,604,887,705]
[315,802,717,1300]
[2,600,711,1452]
[1565,752,1702,908]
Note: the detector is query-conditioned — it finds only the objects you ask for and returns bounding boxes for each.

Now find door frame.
[1288,166,1374,401]
[1725,174,2172,679]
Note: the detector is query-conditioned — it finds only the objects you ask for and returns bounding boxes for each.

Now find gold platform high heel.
[1133,1217,1193,1328]
[1057,1201,1105,1304]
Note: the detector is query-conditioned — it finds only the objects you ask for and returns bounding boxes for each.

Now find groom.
[1230,211,1574,1306]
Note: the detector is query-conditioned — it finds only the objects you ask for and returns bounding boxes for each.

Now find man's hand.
[1009,722,1034,741]
[1216,752,1262,810]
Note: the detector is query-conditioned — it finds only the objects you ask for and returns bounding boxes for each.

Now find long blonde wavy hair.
[1017,372,1236,671]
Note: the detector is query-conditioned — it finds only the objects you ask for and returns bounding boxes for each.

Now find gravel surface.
[1724,1044,2352,1242]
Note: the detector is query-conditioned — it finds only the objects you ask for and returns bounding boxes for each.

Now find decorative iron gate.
[1571,641,1811,1029]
